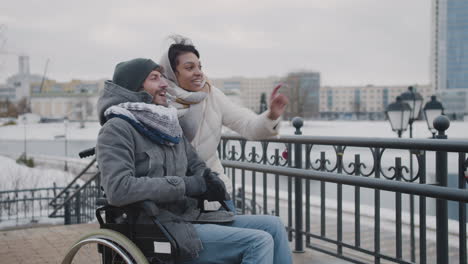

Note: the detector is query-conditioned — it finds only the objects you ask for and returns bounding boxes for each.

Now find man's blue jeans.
[223,199,237,214]
[183,215,293,264]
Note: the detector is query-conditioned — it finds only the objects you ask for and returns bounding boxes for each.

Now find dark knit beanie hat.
[112,58,159,91]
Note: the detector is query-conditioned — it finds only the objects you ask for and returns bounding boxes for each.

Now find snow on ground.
[1,119,468,141]
[0,155,77,190]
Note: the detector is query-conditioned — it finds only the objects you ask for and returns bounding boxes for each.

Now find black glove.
[183,175,207,197]
[201,169,230,202]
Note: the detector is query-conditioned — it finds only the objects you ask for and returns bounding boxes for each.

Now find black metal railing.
[219,117,468,264]
[8,115,466,263]
[48,157,97,209]
[0,154,101,228]
[0,186,64,226]
[47,148,102,224]
[48,171,101,224]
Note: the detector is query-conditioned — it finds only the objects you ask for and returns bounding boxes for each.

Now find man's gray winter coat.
[96,81,233,261]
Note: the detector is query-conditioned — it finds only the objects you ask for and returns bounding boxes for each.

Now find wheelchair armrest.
[219,200,230,212]
[198,198,232,212]
[95,199,160,226]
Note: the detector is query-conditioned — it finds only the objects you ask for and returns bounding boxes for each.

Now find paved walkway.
[0,223,348,264]
[1,221,462,263]
[0,223,96,264]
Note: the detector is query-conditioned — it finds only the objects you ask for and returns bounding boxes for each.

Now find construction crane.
[38,59,49,93]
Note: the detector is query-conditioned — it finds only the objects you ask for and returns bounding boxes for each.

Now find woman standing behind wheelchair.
[159,35,289,212]
[96,58,292,263]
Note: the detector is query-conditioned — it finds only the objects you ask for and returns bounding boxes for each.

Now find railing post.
[292,117,304,253]
[459,152,467,264]
[434,115,450,264]
[15,192,18,224]
[64,191,71,225]
[395,158,403,259]
[31,191,35,222]
[251,147,257,215]
[75,184,81,224]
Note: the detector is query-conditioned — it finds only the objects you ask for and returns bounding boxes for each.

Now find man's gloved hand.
[201,168,231,202]
[183,175,207,197]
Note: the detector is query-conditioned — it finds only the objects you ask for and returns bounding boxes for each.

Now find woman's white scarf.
[159,51,208,142]
[104,102,182,145]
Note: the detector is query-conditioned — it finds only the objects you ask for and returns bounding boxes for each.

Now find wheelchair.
[61,147,231,264]
[62,197,179,264]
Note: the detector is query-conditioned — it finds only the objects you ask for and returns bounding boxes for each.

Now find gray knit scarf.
[104,102,183,145]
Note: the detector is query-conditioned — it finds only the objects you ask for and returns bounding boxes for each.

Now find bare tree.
[16,97,30,114]
[0,99,18,117]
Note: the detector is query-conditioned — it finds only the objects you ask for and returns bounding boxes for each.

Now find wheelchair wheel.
[61,228,149,264]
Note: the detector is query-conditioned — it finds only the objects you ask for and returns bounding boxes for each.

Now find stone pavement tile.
[3,222,459,263]
[0,224,88,263]
[292,248,352,264]
[1,256,19,263]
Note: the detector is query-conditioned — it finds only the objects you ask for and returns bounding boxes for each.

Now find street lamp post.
[398,86,423,262]
[423,95,445,138]
[23,115,27,159]
[385,96,411,138]
[54,117,69,171]
[64,117,68,171]
[80,88,88,129]
[385,90,446,263]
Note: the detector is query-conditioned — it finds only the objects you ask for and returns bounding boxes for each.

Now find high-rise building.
[432,0,468,117]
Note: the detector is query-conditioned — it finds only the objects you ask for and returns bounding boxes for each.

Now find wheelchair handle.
[96,198,108,207]
[79,147,96,158]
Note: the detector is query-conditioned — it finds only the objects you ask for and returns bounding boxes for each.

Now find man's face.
[142,70,169,106]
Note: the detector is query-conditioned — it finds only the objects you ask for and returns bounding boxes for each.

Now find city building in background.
[210,77,242,107]
[281,71,320,120]
[0,84,15,101]
[320,84,433,120]
[210,76,281,113]
[0,55,42,102]
[0,54,104,121]
[0,53,439,122]
[431,0,468,118]
[437,89,468,120]
[30,79,104,121]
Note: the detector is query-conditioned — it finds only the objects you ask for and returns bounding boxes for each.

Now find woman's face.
[175,52,204,92]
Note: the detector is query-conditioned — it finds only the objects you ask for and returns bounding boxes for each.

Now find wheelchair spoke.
[61,229,148,264]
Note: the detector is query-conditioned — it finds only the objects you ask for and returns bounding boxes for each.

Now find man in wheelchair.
[96,58,292,264]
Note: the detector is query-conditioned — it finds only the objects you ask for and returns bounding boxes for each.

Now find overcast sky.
[0,0,431,86]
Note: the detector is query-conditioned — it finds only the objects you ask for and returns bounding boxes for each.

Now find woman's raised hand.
[267,84,289,120]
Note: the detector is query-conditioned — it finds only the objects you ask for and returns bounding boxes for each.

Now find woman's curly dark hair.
[168,35,200,73]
